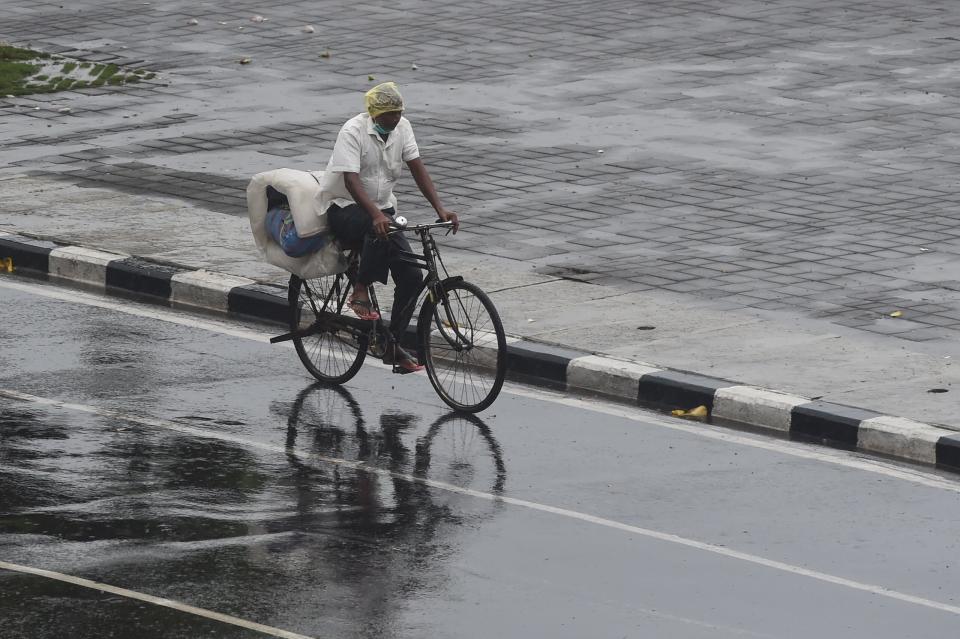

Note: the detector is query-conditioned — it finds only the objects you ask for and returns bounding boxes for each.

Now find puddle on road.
[0,382,508,637]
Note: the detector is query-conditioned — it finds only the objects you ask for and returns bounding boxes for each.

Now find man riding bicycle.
[316,82,459,373]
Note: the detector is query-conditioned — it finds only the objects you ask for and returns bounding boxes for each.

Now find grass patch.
[0,45,49,62]
[98,63,120,80]
[0,44,160,96]
[0,61,40,95]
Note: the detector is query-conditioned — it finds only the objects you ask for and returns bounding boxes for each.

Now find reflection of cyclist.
[318,82,459,373]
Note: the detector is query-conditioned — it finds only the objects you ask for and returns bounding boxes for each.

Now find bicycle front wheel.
[289,274,368,384]
[418,280,507,412]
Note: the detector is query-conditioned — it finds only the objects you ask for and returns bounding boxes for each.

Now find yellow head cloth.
[365,82,404,118]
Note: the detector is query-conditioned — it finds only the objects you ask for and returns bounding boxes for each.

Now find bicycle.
[270,220,507,413]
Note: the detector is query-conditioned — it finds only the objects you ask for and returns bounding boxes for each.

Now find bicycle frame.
[271,221,470,362]
[388,223,475,353]
[277,219,507,412]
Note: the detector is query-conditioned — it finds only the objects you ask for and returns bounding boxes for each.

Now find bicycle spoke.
[290,272,369,384]
[421,281,505,412]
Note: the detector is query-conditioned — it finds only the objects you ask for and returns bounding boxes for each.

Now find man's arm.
[343,172,392,239]
[407,158,459,233]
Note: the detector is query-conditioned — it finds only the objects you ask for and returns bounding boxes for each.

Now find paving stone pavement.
[3,0,960,424]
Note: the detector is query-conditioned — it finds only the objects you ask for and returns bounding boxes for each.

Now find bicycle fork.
[429,284,473,353]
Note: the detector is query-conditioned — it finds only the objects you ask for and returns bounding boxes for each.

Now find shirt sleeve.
[326,123,363,173]
[401,125,420,162]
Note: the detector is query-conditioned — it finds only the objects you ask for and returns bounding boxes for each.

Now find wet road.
[2,279,960,639]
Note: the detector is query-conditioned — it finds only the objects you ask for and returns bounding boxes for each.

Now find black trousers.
[327,203,424,340]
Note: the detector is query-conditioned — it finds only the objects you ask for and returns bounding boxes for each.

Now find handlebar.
[387,219,456,235]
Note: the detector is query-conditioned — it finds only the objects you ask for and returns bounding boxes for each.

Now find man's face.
[373,110,402,131]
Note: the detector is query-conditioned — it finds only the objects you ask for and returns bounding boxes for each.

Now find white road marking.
[0,559,316,639]
[3,387,960,617]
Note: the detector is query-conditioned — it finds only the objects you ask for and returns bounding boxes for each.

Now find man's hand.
[372,212,392,240]
[408,159,459,234]
[437,208,459,234]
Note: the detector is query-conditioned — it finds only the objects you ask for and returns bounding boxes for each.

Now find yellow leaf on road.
[671,405,708,418]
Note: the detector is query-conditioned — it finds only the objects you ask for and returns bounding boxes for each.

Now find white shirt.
[317,113,420,213]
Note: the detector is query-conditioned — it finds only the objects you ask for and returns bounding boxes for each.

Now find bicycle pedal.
[386,359,424,374]
[391,366,416,375]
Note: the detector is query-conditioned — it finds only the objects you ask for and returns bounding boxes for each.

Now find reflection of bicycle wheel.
[415,412,506,494]
[289,274,368,384]
[285,382,369,460]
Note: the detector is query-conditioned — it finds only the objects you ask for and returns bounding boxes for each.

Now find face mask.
[373,122,393,135]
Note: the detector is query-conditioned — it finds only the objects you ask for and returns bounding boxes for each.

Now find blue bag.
[265,206,327,257]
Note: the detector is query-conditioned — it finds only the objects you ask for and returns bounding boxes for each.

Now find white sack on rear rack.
[246,168,346,279]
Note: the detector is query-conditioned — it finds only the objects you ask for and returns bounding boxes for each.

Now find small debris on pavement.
[320,50,331,58]
[671,405,708,418]
[187,18,199,25]
[368,75,376,81]
[302,25,315,33]
[411,63,418,70]
[238,57,252,65]
[927,388,949,393]
[889,310,902,317]
[251,15,267,22]
[597,149,604,153]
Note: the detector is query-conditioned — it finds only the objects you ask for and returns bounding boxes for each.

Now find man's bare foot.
[348,286,380,320]
[383,345,424,373]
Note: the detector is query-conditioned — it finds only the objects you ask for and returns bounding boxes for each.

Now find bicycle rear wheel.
[417,279,507,413]
[289,273,368,384]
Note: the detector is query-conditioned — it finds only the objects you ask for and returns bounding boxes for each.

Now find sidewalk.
[3,0,960,471]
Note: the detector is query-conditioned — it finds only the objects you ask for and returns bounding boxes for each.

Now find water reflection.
[1,384,508,637]
[415,412,507,494]
[282,382,507,494]
[0,407,72,512]
[0,403,272,544]
[276,382,508,634]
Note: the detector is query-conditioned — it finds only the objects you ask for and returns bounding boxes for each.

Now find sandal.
[348,297,380,321]
[383,345,424,374]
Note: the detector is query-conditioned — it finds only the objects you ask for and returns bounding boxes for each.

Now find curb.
[4,232,959,474]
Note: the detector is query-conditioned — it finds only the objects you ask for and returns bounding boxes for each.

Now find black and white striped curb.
[4,232,958,473]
